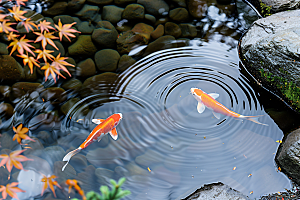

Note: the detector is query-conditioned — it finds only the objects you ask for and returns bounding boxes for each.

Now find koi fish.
[190,88,267,125]
[62,113,123,171]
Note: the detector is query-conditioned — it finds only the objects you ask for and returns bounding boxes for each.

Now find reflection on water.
[58,41,290,199]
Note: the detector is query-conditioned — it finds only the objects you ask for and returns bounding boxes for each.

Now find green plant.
[72,178,131,200]
[260,1,272,17]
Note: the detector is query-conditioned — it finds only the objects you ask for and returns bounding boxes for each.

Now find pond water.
[0,0,294,200]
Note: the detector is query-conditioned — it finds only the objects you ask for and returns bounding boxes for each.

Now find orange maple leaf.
[0,182,26,200]
[35,49,54,62]
[54,19,80,42]
[13,123,35,144]
[8,35,35,56]
[0,149,33,173]
[65,179,86,200]
[17,54,40,74]
[37,20,56,33]
[20,18,38,32]
[34,31,58,50]
[41,175,61,198]
[51,54,74,77]
[6,32,20,41]
[14,0,28,6]
[0,20,17,34]
[8,5,27,22]
[0,14,8,21]
[41,62,65,83]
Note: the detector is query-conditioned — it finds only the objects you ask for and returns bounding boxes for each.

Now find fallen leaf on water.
[41,174,61,198]
[65,179,86,200]
[233,167,236,170]
[0,182,25,200]
[250,191,253,194]
[278,167,281,171]
[248,174,252,177]
[0,149,33,173]
[147,167,151,172]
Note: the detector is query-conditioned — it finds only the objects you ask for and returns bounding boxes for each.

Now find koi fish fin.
[62,148,82,171]
[212,111,221,119]
[208,93,219,99]
[109,128,118,140]
[92,119,105,125]
[197,102,205,113]
[240,115,268,126]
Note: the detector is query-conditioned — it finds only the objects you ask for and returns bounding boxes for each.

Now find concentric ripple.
[62,41,290,199]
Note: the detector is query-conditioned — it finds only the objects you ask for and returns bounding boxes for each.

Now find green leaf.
[117,177,126,186]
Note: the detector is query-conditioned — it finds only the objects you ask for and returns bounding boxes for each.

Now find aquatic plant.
[0,0,80,82]
[72,178,131,200]
[0,182,25,200]
[260,1,272,17]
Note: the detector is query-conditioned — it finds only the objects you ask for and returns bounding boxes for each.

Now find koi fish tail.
[62,148,82,171]
[239,115,268,126]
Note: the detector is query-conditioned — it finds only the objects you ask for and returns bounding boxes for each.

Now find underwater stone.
[68,35,98,57]
[169,8,189,22]
[23,65,37,82]
[122,4,145,20]
[60,98,80,115]
[114,0,136,5]
[41,87,67,105]
[137,0,169,16]
[150,24,164,40]
[53,15,75,25]
[11,82,44,100]
[117,54,136,72]
[75,4,100,21]
[76,58,96,78]
[0,42,8,55]
[94,49,120,72]
[144,14,156,25]
[0,103,14,120]
[67,0,86,12]
[92,21,119,49]
[45,40,65,57]
[61,78,83,93]
[0,85,10,101]
[131,23,154,41]
[179,23,197,38]
[77,21,95,34]
[95,168,114,185]
[42,2,68,16]
[187,0,207,19]
[86,0,113,5]
[116,31,148,54]
[102,5,124,24]
[165,22,182,38]
[0,55,24,84]
[143,35,177,56]
[170,0,186,7]
[276,128,300,185]
[0,133,12,149]
[54,161,76,182]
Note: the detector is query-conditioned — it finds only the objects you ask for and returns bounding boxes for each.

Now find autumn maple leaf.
[65,179,86,200]
[0,182,25,200]
[20,18,38,32]
[54,19,80,42]
[8,35,35,56]
[0,20,17,34]
[6,32,20,41]
[37,20,56,33]
[41,62,65,83]
[34,31,58,50]
[41,175,61,198]
[14,0,28,6]
[51,54,74,77]
[35,49,54,62]
[0,14,7,21]
[13,123,35,144]
[17,54,40,74]
[0,149,33,173]
[8,5,27,22]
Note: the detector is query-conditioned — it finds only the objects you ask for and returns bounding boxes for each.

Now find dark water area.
[0,0,296,199]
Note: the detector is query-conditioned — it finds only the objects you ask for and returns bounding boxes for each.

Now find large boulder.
[102,5,124,24]
[251,0,300,14]
[240,10,300,112]
[0,55,24,84]
[68,35,98,57]
[92,21,118,49]
[137,0,169,16]
[94,49,120,72]
[276,128,300,185]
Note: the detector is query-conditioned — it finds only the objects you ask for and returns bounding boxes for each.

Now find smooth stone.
[216,0,231,4]
[94,49,120,72]
[102,5,124,24]
[170,0,186,7]
[92,21,118,49]
[131,22,154,41]
[179,23,197,38]
[164,22,182,38]
[67,0,86,11]
[253,0,300,13]
[40,87,67,105]
[150,24,164,40]
[60,98,80,115]
[45,40,65,57]
[61,57,76,78]
[122,4,145,20]
[0,85,10,101]
[0,43,8,55]
[11,82,44,100]
[77,21,95,34]
[53,15,75,25]
[86,0,113,5]
[0,103,14,120]
[144,14,156,25]
[54,161,76,183]
[23,65,37,82]
[75,4,100,21]
[0,134,12,149]
[0,55,24,84]
[68,35,98,57]
[137,0,169,16]
[95,168,114,185]
[143,35,177,56]
[187,0,207,19]
[169,7,189,22]
[28,112,61,132]
[76,58,96,78]
[116,31,148,54]
[117,54,136,72]
[114,0,136,5]
[68,154,88,172]
[61,78,82,92]
[43,146,65,167]
[42,2,68,16]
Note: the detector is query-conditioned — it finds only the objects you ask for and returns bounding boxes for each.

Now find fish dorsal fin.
[208,93,219,99]
[212,111,221,119]
[92,119,105,124]
[109,128,118,140]
[197,102,206,113]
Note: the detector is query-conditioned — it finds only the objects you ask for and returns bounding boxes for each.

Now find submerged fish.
[190,88,267,125]
[62,113,123,171]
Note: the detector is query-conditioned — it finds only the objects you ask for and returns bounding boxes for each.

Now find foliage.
[72,178,131,200]
[0,149,33,173]
[0,1,80,82]
[260,1,272,17]
[0,182,25,200]
[41,174,62,198]
[13,123,35,144]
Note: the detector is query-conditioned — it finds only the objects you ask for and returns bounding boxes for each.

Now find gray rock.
[61,78,83,93]
[42,2,68,16]
[41,87,67,105]
[102,5,124,24]
[184,182,250,200]
[164,22,182,38]
[253,0,300,13]
[114,0,136,5]
[117,54,136,72]
[0,55,24,84]
[68,35,98,57]
[116,31,148,54]
[0,103,14,120]
[53,15,75,25]
[75,4,100,21]
[0,85,10,101]
[169,8,189,22]
[179,23,197,38]
[240,10,300,111]
[11,82,44,100]
[122,4,145,20]
[92,21,119,49]
[137,0,169,16]
[76,58,96,78]
[94,49,120,71]
[143,35,177,56]
[77,21,95,34]
[67,0,86,11]
[276,128,300,185]
[86,0,113,5]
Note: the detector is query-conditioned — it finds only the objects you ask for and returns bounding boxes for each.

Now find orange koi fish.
[190,88,267,125]
[62,113,123,171]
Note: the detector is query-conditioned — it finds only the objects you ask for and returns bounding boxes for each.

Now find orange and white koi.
[190,88,267,125]
[62,113,123,171]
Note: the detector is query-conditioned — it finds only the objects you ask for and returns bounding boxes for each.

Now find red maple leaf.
[0,149,33,173]
[41,175,61,198]
[0,182,25,200]
[54,19,80,42]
